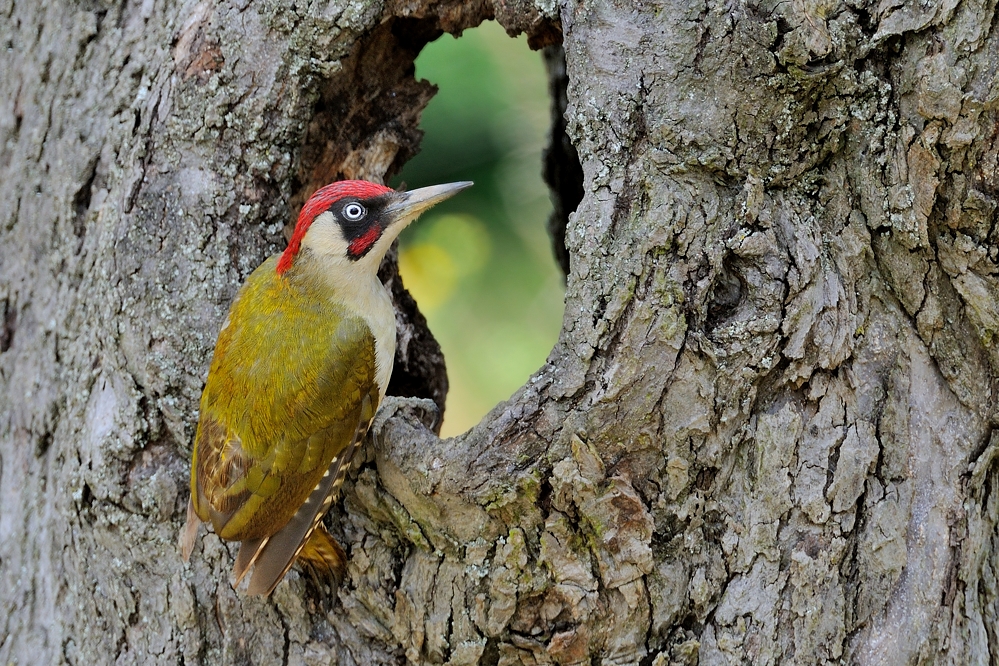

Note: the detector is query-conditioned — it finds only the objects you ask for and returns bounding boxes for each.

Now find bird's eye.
[342,203,366,221]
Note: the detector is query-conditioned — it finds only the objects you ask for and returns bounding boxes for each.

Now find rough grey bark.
[1,0,998,665]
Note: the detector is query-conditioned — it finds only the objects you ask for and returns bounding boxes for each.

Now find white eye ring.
[343,203,366,221]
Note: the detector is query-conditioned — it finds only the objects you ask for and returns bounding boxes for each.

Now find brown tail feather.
[180,498,201,562]
[233,536,268,586]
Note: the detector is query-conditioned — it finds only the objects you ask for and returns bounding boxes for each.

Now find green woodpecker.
[181,179,472,595]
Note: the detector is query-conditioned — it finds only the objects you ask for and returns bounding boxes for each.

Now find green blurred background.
[391,22,565,437]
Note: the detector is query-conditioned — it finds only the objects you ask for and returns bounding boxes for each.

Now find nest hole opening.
[392,21,581,436]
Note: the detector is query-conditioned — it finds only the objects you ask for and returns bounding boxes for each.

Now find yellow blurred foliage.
[399,244,456,312]
[395,21,564,437]
[399,214,491,313]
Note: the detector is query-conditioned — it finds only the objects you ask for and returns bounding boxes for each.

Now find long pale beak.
[385,181,474,224]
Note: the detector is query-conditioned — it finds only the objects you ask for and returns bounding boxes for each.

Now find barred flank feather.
[297,524,348,586]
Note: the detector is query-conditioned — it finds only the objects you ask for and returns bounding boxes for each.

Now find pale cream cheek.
[300,213,351,263]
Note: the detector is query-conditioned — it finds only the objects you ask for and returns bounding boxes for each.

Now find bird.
[180,179,472,595]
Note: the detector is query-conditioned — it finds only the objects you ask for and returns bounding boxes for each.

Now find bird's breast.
[331,274,396,398]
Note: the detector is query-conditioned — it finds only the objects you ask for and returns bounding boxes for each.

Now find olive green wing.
[235,399,372,595]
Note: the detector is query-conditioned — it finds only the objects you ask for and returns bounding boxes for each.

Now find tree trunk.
[2,0,998,664]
